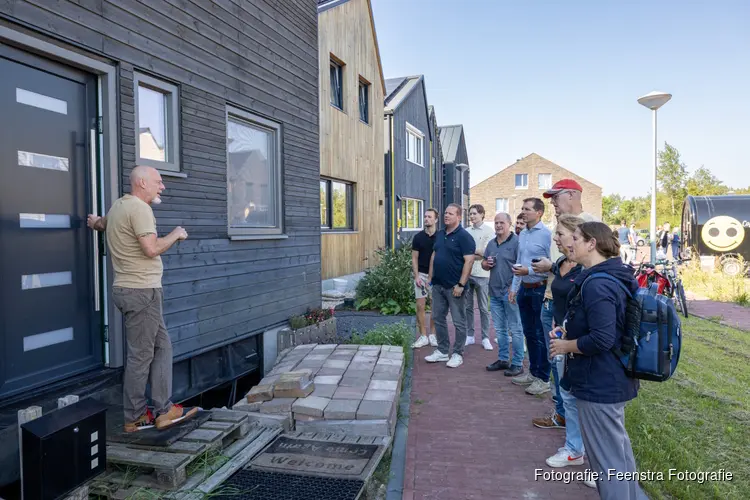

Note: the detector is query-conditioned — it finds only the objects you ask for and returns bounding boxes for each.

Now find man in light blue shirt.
[509,198,552,394]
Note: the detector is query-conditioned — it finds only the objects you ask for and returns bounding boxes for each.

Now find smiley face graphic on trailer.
[701,215,745,251]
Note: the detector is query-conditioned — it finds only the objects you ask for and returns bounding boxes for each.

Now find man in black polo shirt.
[426,203,476,368]
[411,208,439,349]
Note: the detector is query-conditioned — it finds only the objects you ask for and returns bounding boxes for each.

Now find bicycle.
[633,258,690,318]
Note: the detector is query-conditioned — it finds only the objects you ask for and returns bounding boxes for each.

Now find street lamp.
[638,91,671,263]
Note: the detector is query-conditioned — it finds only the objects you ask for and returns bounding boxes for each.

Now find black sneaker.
[504,365,524,377]
[486,360,511,371]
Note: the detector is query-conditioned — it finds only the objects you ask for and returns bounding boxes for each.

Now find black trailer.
[681,195,750,275]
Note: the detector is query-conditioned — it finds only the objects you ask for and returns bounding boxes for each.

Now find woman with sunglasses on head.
[549,221,647,500]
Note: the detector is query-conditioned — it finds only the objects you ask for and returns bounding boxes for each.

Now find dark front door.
[0,43,102,399]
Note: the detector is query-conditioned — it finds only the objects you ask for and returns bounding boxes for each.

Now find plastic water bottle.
[553,330,565,363]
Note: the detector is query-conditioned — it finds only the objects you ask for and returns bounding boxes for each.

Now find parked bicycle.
[633,258,690,318]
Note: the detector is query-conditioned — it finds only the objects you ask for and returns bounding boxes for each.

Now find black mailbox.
[21,398,107,500]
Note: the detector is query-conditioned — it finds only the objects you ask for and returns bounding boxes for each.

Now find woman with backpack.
[549,222,647,500]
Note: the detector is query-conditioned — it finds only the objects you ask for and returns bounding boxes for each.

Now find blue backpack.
[580,273,682,382]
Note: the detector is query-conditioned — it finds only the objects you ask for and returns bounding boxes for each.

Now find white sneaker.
[482,338,493,350]
[412,335,429,349]
[526,378,551,395]
[425,350,449,363]
[546,448,584,468]
[512,372,535,386]
[446,354,463,368]
[428,334,438,347]
[583,478,597,489]
[465,336,476,346]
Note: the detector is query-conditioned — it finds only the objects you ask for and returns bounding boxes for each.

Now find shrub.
[355,239,418,316]
[681,259,750,306]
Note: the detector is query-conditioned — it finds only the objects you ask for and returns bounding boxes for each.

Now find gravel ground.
[334,311,416,341]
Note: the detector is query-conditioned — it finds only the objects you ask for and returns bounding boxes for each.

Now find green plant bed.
[355,243,426,316]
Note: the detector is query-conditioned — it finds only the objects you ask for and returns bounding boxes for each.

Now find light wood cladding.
[318,0,385,280]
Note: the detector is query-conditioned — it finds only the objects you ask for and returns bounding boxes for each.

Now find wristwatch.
[457,282,465,288]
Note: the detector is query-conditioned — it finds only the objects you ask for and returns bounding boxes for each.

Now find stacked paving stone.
[232,343,405,436]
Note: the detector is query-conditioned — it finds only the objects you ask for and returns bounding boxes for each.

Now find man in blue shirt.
[426,203,476,368]
[510,198,552,395]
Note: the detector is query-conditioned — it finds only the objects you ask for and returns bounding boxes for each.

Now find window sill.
[229,234,289,241]
[331,103,345,114]
[359,119,371,127]
[514,186,528,190]
[406,159,425,168]
[322,229,358,234]
[158,170,188,179]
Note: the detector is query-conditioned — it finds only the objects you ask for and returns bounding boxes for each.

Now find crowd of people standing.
[410,179,648,500]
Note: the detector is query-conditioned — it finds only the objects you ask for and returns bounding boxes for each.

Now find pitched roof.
[474,153,603,190]
[438,125,464,164]
[384,76,421,111]
[318,0,385,92]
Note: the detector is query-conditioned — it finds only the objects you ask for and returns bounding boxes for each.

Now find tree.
[686,166,728,196]
[602,194,624,224]
[657,142,688,217]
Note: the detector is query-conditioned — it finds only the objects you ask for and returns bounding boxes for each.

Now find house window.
[538,173,552,190]
[359,78,370,124]
[330,58,343,110]
[496,198,509,212]
[321,178,354,230]
[226,106,283,238]
[134,72,180,173]
[515,173,528,189]
[406,123,424,167]
[400,198,424,230]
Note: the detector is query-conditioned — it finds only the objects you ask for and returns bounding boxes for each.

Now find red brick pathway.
[403,307,598,500]
[688,298,750,331]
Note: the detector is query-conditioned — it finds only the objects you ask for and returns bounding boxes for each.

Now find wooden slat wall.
[318,0,385,280]
[1,0,321,358]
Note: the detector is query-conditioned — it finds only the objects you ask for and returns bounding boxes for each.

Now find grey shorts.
[414,272,432,300]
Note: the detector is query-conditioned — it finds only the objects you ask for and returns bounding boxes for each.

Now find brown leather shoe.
[124,409,155,433]
[155,404,199,430]
[532,412,566,429]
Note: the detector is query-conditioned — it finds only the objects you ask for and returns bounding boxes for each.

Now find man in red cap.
[530,178,599,489]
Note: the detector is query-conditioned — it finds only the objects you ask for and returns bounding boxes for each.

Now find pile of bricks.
[232,343,405,436]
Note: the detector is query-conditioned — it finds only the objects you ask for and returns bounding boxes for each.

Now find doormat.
[219,469,364,500]
[108,408,210,446]
[249,435,380,479]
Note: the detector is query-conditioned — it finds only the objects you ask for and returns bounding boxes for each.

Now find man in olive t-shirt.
[88,165,195,432]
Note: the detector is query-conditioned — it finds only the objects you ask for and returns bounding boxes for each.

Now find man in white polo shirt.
[464,204,495,350]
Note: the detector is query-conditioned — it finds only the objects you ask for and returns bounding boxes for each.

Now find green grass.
[347,321,413,367]
[625,316,750,499]
[681,260,750,306]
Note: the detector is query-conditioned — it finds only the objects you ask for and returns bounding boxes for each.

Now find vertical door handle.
[90,128,100,312]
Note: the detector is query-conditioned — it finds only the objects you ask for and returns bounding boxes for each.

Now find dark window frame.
[225,105,285,240]
[358,77,370,124]
[330,57,344,111]
[320,177,355,231]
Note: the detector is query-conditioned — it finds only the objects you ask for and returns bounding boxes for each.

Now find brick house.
[470,153,602,224]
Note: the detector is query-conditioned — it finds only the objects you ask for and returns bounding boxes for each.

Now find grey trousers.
[578,399,649,500]
[113,287,173,422]
[464,276,490,340]
[432,284,467,356]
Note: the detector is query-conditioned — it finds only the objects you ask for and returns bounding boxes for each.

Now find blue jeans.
[517,286,550,382]
[560,380,585,457]
[490,295,524,368]
[542,299,564,418]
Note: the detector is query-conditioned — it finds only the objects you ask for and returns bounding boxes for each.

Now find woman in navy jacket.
[549,222,647,500]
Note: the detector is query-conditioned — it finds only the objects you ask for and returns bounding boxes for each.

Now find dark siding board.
[162,0,317,79]
[165,281,320,331]
[393,82,430,204]
[7,0,320,360]
[170,287,317,343]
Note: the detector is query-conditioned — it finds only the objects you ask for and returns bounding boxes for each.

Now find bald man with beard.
[88,165,197,432]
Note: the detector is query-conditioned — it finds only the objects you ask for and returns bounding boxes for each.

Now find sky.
[370,0,750,198]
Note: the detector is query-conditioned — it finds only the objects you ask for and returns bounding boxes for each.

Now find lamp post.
[637,91,671,263]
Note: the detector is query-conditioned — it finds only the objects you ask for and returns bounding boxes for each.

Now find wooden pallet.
[90,408,276,499]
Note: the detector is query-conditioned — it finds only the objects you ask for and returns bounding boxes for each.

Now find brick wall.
[470,153,602,224]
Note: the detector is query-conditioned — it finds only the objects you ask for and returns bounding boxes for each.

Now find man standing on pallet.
[88,165,198,432]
